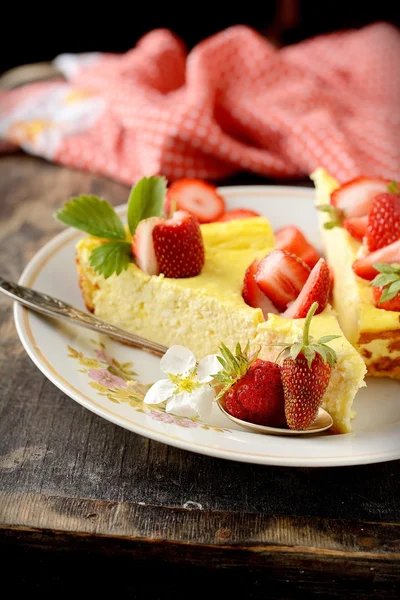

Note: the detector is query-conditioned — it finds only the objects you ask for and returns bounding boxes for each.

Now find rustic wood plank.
[0,154,399,596]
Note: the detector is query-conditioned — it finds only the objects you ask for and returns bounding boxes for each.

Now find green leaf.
[380,280,400,302]
[55,195,126,240]
[371,273,398,287]
[387,180,400,194]
[127,176,167,235]
[317,204,335,213]
[318,335,341,344]
[323,222,337,230]
[372,262,400,275]
[302,346,315,369]
[290,343,303,361]
[89,241,132,279]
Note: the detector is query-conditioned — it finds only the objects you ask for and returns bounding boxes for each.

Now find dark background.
[1,1,399,75]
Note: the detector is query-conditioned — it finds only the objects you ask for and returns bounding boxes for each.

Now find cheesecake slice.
[312,168,400,379]
[77,217,275,360]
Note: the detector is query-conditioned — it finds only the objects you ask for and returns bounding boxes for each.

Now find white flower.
[144,346,221,419]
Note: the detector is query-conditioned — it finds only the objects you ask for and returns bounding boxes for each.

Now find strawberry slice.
[242,259,279,318]
[366,192,400,251]
[283,259,331,319]
[352,239,400,280]
[331,177,389,218]
[255,250,310,312]
[274,225,320,268]
[343,216,368,241]
[165,179,225,223]
[152,210,205,278]
[132,216,163,275]
[372,287,400,311]
[218,208,260,221]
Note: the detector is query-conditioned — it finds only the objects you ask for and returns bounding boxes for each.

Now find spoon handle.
[0,276,168,357]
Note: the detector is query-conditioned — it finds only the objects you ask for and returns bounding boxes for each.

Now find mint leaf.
[56,195,126,240]
[89,242,132,279]
[127,176,167,235]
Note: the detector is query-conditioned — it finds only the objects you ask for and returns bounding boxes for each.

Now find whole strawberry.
[278,302,339,430]
[366,182,400,251]
[213,343,286,427]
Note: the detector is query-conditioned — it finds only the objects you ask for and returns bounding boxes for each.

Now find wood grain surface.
[0,155,399,598]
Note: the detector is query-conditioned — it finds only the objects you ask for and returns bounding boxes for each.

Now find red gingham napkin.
[0,23,399,183]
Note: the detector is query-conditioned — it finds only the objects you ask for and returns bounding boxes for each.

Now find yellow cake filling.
[312,168,400,377]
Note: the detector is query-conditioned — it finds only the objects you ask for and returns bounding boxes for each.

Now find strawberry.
[274,225,320,268]
[371,263,400,311]
[242,259,279,318]
[278,302,339,430]
[152,210,205,278]
[343,216,368,241]
[366,191,400,251]
[132,216,163,275]
[283,258,331,319]
[352,239,400,280]
[331,177,389,218]
[255,249,310,312]
[165,179,225,223]
[213,343,286,427]
[218,208,260,221]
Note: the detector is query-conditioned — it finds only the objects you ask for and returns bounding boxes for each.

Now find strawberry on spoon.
[277,302,339,430]
[165,179,225,223]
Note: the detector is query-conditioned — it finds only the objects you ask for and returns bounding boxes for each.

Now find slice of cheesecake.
[312,168,400,379]
[77,217,275,360]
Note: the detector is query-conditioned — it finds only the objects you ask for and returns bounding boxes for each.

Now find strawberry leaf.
[387,181,400,195]
[55,195,126,240]
[380,280,400,302]
[89,241,132,279]
[127,176,167,236]
[318,335,341,344]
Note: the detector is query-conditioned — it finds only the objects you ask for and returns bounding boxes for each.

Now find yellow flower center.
[169,371,200,394]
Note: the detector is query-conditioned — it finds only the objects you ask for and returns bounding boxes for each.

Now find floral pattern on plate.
[67,340,227,432]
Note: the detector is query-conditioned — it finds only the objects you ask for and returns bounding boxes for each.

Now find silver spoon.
[217,396,333,436]
[1,276,333,436]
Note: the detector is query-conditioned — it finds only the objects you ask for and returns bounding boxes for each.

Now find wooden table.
[0,155,399,598]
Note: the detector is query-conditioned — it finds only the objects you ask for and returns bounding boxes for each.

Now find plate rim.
[14,184,400,467]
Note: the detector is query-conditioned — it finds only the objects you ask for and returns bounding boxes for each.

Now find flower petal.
[144,379,175,405]
[166,386,215,419]
[160,345,196,376]
[197,354,223,383]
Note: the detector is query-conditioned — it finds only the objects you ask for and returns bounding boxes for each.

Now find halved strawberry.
[366,192,400,251]
[331,177,389,218]
[242,259,279,318]
[132,216,163,275]
[372,287,400,311]
[283,259,331,319]
[218,208,260,221]
[152,210,205,278]
[343,216,368,241]
[352,239,400,280]
[165,179,225,223]
[255,250,310,312]
[274,225,320,268]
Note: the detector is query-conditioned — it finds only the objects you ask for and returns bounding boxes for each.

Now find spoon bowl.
[216,397,333,436]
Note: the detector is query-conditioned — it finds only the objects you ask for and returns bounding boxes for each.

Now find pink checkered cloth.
[0,23,399,183]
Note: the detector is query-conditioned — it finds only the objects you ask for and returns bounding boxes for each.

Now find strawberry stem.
[302,302,319,346]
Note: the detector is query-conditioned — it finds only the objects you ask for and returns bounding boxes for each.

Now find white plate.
[14,186,400,467]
